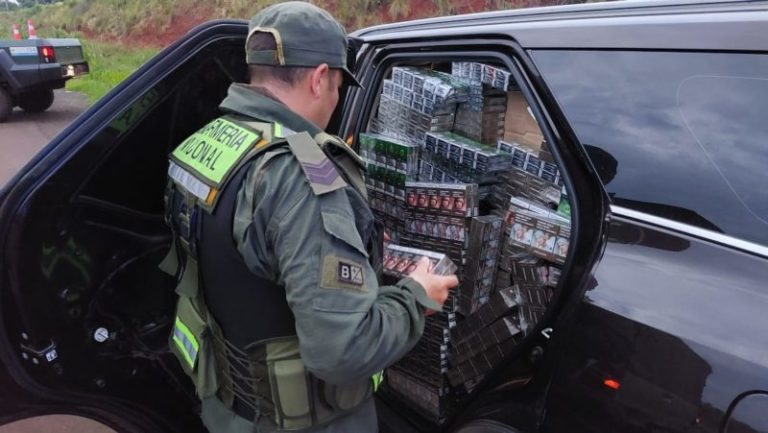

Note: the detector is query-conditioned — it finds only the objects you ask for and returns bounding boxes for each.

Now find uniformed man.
[162,2,458,433]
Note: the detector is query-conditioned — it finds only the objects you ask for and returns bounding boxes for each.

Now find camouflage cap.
[246,1,361,87]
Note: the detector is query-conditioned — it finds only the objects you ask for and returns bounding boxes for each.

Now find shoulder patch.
[168,117,287,210]
[170,117,262,187]
[286,132,347,195]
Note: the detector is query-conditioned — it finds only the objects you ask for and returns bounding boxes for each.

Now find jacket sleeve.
[233,152,440,384]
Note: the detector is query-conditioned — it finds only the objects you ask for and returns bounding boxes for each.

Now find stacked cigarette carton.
[383,244,458,279]
[457,215,503,315]
[421,131,513,198]
[452,62,514,92]
[491,168,563,216]
[503,197,571,265]
[403,182,478,254]
[452,62,512,146]
[361,132,421,244]
[385,366,452,424]
[447,286,524,387]
[374,66,469,146]
[365,62,573,425]
[497,140,561,183]
[384,244,458,423]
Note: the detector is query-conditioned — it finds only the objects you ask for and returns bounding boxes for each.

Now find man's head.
[245,2,360,129]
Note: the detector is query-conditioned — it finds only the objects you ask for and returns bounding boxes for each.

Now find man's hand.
[408,257,459,315]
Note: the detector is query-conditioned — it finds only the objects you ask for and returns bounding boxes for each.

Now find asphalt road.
[0,89,89,187]
[0,90,115,433]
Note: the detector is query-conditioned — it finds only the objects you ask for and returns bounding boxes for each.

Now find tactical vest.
[160,115,383,431]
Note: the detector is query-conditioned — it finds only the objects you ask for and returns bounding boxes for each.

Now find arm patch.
[321,255,367,293]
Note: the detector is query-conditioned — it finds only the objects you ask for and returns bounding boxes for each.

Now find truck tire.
[18,89,55,113]
[0,87,11,122]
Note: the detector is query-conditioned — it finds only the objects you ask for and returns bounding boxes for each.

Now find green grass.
[65,40,158,104]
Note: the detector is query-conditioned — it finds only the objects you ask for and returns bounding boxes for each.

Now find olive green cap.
[246,1,361,87]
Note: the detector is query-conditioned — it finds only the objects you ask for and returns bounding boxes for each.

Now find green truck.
[0,37,89,122]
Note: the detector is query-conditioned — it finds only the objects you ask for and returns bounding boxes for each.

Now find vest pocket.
[264,339,313,429]
[170,296,219,398]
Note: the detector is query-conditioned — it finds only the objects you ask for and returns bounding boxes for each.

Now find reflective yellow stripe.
[205,187,219,206]
[371,371,384,392]
[175,317,199,351]
[173,317,199,369]
[173,335,195,369]
[274,122,283,138]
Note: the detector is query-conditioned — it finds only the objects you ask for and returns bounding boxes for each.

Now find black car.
[0,1,766,432]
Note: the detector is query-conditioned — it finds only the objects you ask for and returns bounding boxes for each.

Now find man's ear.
[309,63,330,98]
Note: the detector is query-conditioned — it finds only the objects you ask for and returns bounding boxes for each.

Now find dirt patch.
[108,0,565,49]
[131,4,217,48]
[80,3,216,48]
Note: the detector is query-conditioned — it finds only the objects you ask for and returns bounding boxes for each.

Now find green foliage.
[65,40,158,103]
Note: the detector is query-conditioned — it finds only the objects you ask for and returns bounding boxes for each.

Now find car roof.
[352,0,768,51]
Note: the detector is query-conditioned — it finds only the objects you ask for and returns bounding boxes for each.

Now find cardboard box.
[504,91,544,151]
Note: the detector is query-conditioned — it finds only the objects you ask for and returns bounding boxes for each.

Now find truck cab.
[0,37,89,122]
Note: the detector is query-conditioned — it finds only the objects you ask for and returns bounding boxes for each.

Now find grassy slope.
[1,0,585,103]
[65,41,159,103]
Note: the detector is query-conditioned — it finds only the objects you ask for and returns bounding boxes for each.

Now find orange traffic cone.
[12,24,21,40]
[27,20,37,39]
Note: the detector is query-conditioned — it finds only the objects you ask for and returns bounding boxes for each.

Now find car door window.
[532,50,768,247]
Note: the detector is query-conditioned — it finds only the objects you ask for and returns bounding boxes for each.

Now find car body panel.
[543,209,768,432]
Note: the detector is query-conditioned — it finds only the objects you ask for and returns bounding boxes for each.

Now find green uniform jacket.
[200,84,439,433]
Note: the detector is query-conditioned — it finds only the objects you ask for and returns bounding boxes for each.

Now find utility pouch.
[248,337,373,431]
[262,339,313,429]
[170,295,219,399]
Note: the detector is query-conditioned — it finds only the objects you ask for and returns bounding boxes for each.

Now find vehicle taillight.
[39,46,56,63]
[603,378,621,390]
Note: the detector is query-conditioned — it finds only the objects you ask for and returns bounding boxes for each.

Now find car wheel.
[453,419,525,433]
[18,89,55,113]
[0,87,12,122]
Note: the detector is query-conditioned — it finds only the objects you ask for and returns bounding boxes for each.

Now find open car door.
[0,20,261,433]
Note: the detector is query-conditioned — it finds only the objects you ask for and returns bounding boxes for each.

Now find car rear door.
[529,20,768,433]
[336,27,608,432]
